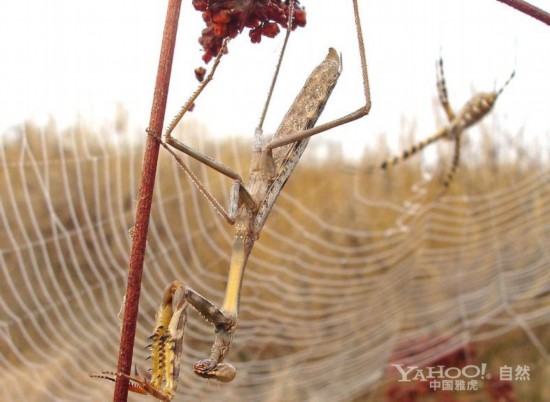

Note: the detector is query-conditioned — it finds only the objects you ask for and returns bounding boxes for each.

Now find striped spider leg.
[92,1,370,398]
[378,56,515,189]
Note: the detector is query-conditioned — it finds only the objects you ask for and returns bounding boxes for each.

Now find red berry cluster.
[192,0,306,63]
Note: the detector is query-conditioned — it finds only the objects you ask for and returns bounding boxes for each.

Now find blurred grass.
[0,117,548,401]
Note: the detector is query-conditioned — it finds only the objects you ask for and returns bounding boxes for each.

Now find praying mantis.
[92,0,371,400]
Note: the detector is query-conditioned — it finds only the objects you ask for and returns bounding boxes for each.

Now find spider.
[377,57,515,189]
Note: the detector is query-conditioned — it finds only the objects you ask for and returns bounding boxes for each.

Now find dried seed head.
[194,0,306,63]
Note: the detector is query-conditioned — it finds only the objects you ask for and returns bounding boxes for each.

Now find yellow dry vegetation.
[0,118,548,401]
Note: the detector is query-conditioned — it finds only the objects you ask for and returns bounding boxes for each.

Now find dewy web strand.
[0,123,548,401]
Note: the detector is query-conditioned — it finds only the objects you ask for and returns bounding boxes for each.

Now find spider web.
[0,120,549,401]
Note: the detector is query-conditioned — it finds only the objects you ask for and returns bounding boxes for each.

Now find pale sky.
[1,0,549,158]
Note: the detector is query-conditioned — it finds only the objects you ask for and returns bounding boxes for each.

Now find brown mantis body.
[160,46,344,385]
[92,0,371,399]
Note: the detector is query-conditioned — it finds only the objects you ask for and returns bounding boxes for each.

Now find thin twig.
[113,0,182,401]
[496,0,550,25]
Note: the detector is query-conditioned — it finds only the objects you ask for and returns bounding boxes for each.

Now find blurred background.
[1,1,549,401]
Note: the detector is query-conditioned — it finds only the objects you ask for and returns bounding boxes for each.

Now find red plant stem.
[496,0,550,25]
[113,0,182,401]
